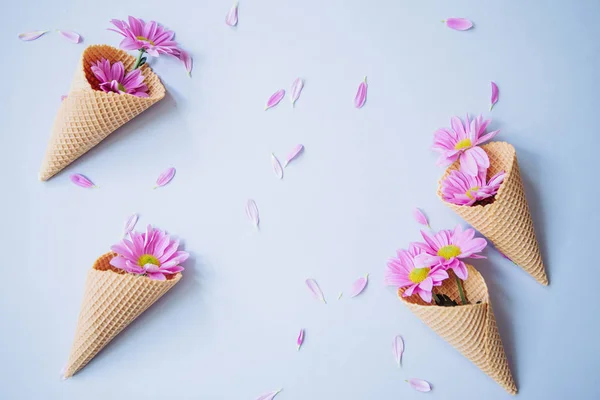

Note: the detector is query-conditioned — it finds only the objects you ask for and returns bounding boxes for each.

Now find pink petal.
[490,81,499,111]
[57,30,82,44]
[69,173,96,188]
[407,378,431,392]
[348,274,368,297]
[147,272,166,281]
[178,49,193,76]
[256,390,282,400]
[392,335,404,367]
[283,144,304,167]
[445,18,473,31]
[246,199,259,228]
[305,278,326,303]
[225,2,239,27]
[289,77,304,107]
[297,329,305,350]
[271,153,283,179]
[18,30,48,41]
[354,76,367,108]
[265,89,285,110]
[123,213,139,235]
[154,167,176,188]
[412,208,429,227]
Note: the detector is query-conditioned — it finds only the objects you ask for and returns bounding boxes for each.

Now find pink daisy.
[441,167,506,206]
[91,58,149,97]
[109,16,180,57]
[385,243,450,303]
[414,225,487,280]
[110,225,188,281]
[432,114,500,176]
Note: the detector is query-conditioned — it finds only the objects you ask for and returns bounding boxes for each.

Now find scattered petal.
[246,199,259,228]
[290,78,304,107]
[256,389,282,400]
[18,30,48,41]
[393,335,404,367]
[123,214,139,235]
[271,153,283,179]
[60,95,68,101]
[354,76,368,108]
[226,2,239,27]
[57,30,81,44]
[154,167,176,188]
[413,208,430,228]
[444,18,473,31]
[305,278,326,303]
[178,50,193,76]
[348,274,369,297]
[69,173,96,188]
[337,292,343,300]
[297,329,305,350]
[265,89,285,110]
[490,81,499,111]
[283,144,304,167]
[407,378,431,392]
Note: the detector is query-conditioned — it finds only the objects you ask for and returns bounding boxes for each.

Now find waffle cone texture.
[399,265,516,395]
[40,45,166,181]
[438,142,547,285]
[63,252,181,378]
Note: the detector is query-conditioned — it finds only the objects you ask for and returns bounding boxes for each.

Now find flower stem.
[432,291,441,304]
[455,275,467,305]
[133,49,146,70]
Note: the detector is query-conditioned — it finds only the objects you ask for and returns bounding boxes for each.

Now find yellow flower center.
[437,245,461,260]
[409,267,430,284]
[138,254,160,267]
[136,36,156,46]
[454,138,472,150]
[466,186,480,199]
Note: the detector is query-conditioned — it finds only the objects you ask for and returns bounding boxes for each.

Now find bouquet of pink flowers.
[385,226,517,394]
[432,115,547,285]
[39,17,191,181]
[62,225,188,378]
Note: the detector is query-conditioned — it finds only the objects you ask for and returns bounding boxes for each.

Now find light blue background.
[1,0,599,399]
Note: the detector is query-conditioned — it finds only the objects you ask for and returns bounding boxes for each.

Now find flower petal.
[490,81,499,111]
[305,278,326,303]
[289,77,304,107]
[407,378,431,392]
[225,2,239,27]
[57,30,81,44]
[265,89,285,110]
[445,18,473,31]
[392,335,404,367]
[256,390,282,400]
[271,153,283,179]
[296,329,304,350]
[147,272,166,281]
[246,199,259,228]
[348,274,368,297]
[123,214,139,235]
[18,30,48,41]
[412,208,429,227]
[354,76,367,108]
[155,167,176,188]
[283,144,304,167]
[69,173,96,188]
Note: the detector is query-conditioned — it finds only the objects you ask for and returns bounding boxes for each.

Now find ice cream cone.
[39,45,166,181]
[399,265,517,395]
[437,141,547,285]
[63,252,181,378]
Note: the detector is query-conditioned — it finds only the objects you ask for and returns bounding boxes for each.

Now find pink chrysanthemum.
[91,59,149,97]
[109,16,180,57]
[432,115,500,176]
[441,167,506,206]
[385,243,450,303]
[110,225,188,281]
[414,225,487,280]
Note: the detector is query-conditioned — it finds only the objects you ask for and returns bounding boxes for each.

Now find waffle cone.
[63,252,181,378]
[438,142,547,285]
[399,265,516,394]
[40,45,166,181]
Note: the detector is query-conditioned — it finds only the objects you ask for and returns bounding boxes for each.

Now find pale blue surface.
[1,1,599,399]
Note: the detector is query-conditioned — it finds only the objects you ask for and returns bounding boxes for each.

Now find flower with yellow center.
[408,267,430,284]
[465,186,480,199]
[138,254,160,267]
[437,245,462,260]
[454,138,472,150]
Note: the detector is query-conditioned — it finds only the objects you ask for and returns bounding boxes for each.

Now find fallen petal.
[305,278,326,303]
[412,208,430,228]
[392,335,404,367]
[407,378,431,392]
[348,274,368,297]
[256,389,282,400]
[265,89,285,110]
[445,17,473,31]
[154,167,176,188]
[69,173,95,188]
[246,199,259,228]
[178,49,193,76]
[271,153,283,179]
[57,30,81,44]
[123,214,139,235]
[490,81,499,111]
[283,144,304,167]
[290,77,304,107]
[297,329,305,350]
[354,76,368,108]
[18,30,48,41]
[226,2,239,27]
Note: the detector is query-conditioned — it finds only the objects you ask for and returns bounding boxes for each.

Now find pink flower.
[91,59,149,97]
[441,167,506,206]
[413,225,487,280]
[109,16,180,57]
[385,243,449,303]
[432,115,500,176]
[110,225,188,281]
